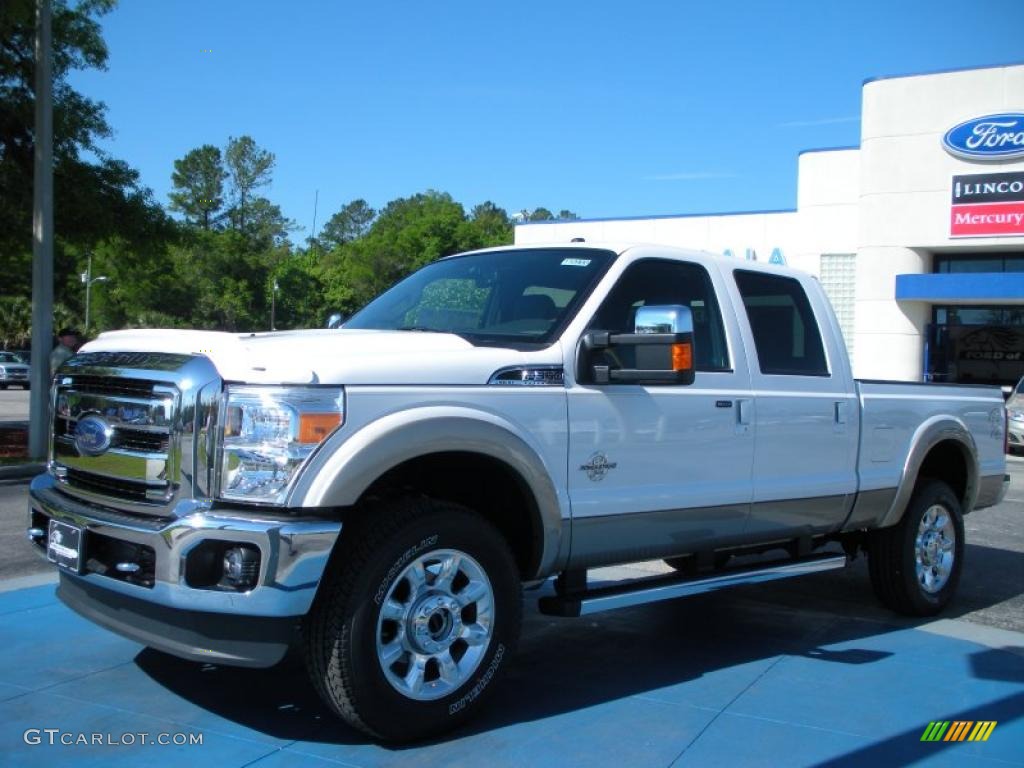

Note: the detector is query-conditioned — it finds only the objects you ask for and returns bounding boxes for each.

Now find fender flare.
[289,406,569,578]
[878,416,979,529]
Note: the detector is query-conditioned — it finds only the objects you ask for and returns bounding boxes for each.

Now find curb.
[0,463,45,481]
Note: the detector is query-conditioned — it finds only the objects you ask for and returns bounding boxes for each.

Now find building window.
[927,305,1024,387]
[819,254,856,364]
[934,252,1024,273]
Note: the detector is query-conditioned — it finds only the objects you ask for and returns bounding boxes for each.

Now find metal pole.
[28,0,53,460]
[84,253,91,335]
[270,280,277,331]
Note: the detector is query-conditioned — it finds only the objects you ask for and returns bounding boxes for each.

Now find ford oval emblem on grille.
[74,414,113,456]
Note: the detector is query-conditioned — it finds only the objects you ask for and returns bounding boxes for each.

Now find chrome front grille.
[54,378,179,506]
[51,352,222,517]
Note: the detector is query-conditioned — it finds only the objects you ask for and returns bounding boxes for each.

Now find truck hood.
[80,328,560,386]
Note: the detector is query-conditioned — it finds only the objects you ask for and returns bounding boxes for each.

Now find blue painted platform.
[0,581,1021,767]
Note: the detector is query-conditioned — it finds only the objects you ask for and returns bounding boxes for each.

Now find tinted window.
[345,248,614,344]
[734,270,828,376]
[588,259,730,371]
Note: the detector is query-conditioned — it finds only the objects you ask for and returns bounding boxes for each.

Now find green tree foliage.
[168,145,226,229]
[319,199,376,250]
[0,298,33,349]
[225,135,274,233]
[270,253,328,330]
[0,0,173,339]
[468,202,513,246]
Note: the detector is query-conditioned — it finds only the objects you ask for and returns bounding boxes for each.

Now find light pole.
[81,253,109,335]
[270,279,279,331]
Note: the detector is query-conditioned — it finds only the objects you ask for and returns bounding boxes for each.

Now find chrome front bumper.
[28,473,341,616]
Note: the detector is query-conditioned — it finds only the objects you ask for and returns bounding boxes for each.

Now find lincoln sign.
[950,171,1024,238]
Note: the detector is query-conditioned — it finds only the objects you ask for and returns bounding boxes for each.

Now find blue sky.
[70,0,1024,240]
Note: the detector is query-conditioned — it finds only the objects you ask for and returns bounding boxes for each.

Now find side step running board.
[538,553,848,618]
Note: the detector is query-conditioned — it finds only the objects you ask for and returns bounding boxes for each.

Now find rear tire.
[305,497,521,743]
[868,479,964,616]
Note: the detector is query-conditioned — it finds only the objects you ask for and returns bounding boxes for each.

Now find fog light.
[222,546,259,588]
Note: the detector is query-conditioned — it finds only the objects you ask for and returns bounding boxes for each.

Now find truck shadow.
[133,543,1024,752]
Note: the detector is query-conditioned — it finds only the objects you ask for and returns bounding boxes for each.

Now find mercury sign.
[942,113,1024,161]
[950,171,1024,238]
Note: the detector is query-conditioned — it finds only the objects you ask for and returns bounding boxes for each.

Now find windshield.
[1017,376,1024,395]
[344,248,615,344]
[0,353,23,363]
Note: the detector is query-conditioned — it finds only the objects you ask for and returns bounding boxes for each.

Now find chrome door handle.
[835,401,847,424]
[834,401,848,432]
[737,399,752,426]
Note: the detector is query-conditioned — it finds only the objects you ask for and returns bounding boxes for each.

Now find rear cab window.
[733,270,829,376]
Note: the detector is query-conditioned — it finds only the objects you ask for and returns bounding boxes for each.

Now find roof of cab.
[458,241,813,279]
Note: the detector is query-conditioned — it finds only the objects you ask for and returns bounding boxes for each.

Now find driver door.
[565,257,755,567]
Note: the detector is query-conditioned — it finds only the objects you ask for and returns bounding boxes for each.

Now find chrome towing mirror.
[580,305,696,386]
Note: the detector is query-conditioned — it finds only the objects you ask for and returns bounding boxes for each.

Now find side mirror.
[634,305,693,335]
[326,312,347,329]
[580,305,696,385]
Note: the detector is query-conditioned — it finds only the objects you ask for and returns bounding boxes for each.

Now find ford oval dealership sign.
[943,113,1024,161]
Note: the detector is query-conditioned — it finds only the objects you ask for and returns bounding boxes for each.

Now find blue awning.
[895,272,1024,303]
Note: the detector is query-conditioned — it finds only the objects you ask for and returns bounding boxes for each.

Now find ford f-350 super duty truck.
[29,243,1009,742]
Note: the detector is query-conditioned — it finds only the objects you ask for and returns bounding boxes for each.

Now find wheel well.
[357,451,542,579]
[917,439,969,507]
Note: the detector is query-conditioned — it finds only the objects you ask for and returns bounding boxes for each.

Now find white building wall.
[853,64,1024,380]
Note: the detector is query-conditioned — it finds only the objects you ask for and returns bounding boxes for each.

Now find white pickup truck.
[29,243,1009,742]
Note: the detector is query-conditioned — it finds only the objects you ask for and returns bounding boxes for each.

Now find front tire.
[305,497,521,743]
[868,479,964,616]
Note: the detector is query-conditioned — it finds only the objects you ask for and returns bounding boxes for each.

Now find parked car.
[0,351,29,389]
[29,243,1008,742]
[1007,376,1024,453]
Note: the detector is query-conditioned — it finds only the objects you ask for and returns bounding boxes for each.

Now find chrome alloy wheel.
[375,549,494,701]
[915,504,956,594]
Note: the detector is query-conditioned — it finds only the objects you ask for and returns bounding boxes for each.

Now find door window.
[734,270,828,376]
[589,259,730,372]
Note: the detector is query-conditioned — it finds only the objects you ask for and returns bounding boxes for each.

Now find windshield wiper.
[396,325,469,341]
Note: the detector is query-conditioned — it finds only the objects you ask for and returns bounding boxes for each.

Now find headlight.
[1009,409,1024,422]
[219,385,344,504]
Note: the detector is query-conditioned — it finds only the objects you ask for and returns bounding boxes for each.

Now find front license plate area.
[47,519,83,573]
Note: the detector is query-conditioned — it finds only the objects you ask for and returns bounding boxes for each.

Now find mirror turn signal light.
[298,412,343,444]
[671,342,693,372]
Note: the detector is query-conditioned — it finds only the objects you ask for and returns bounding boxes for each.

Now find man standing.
[50,328,80,375]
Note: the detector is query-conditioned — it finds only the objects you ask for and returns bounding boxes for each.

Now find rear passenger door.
[729,269,859,537]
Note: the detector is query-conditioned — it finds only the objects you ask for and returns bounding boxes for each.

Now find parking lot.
[0,388,30,423]
[0,459,1021,767]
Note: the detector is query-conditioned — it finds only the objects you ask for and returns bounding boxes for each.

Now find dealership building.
[515,62,1024,388]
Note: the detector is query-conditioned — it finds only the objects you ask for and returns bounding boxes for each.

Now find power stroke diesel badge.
[580,452,617,482]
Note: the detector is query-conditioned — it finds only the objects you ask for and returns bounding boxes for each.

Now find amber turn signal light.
[298,413,343,444]
[671,342,693,372]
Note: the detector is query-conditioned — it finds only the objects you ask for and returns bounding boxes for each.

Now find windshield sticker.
[561,258,591,267]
